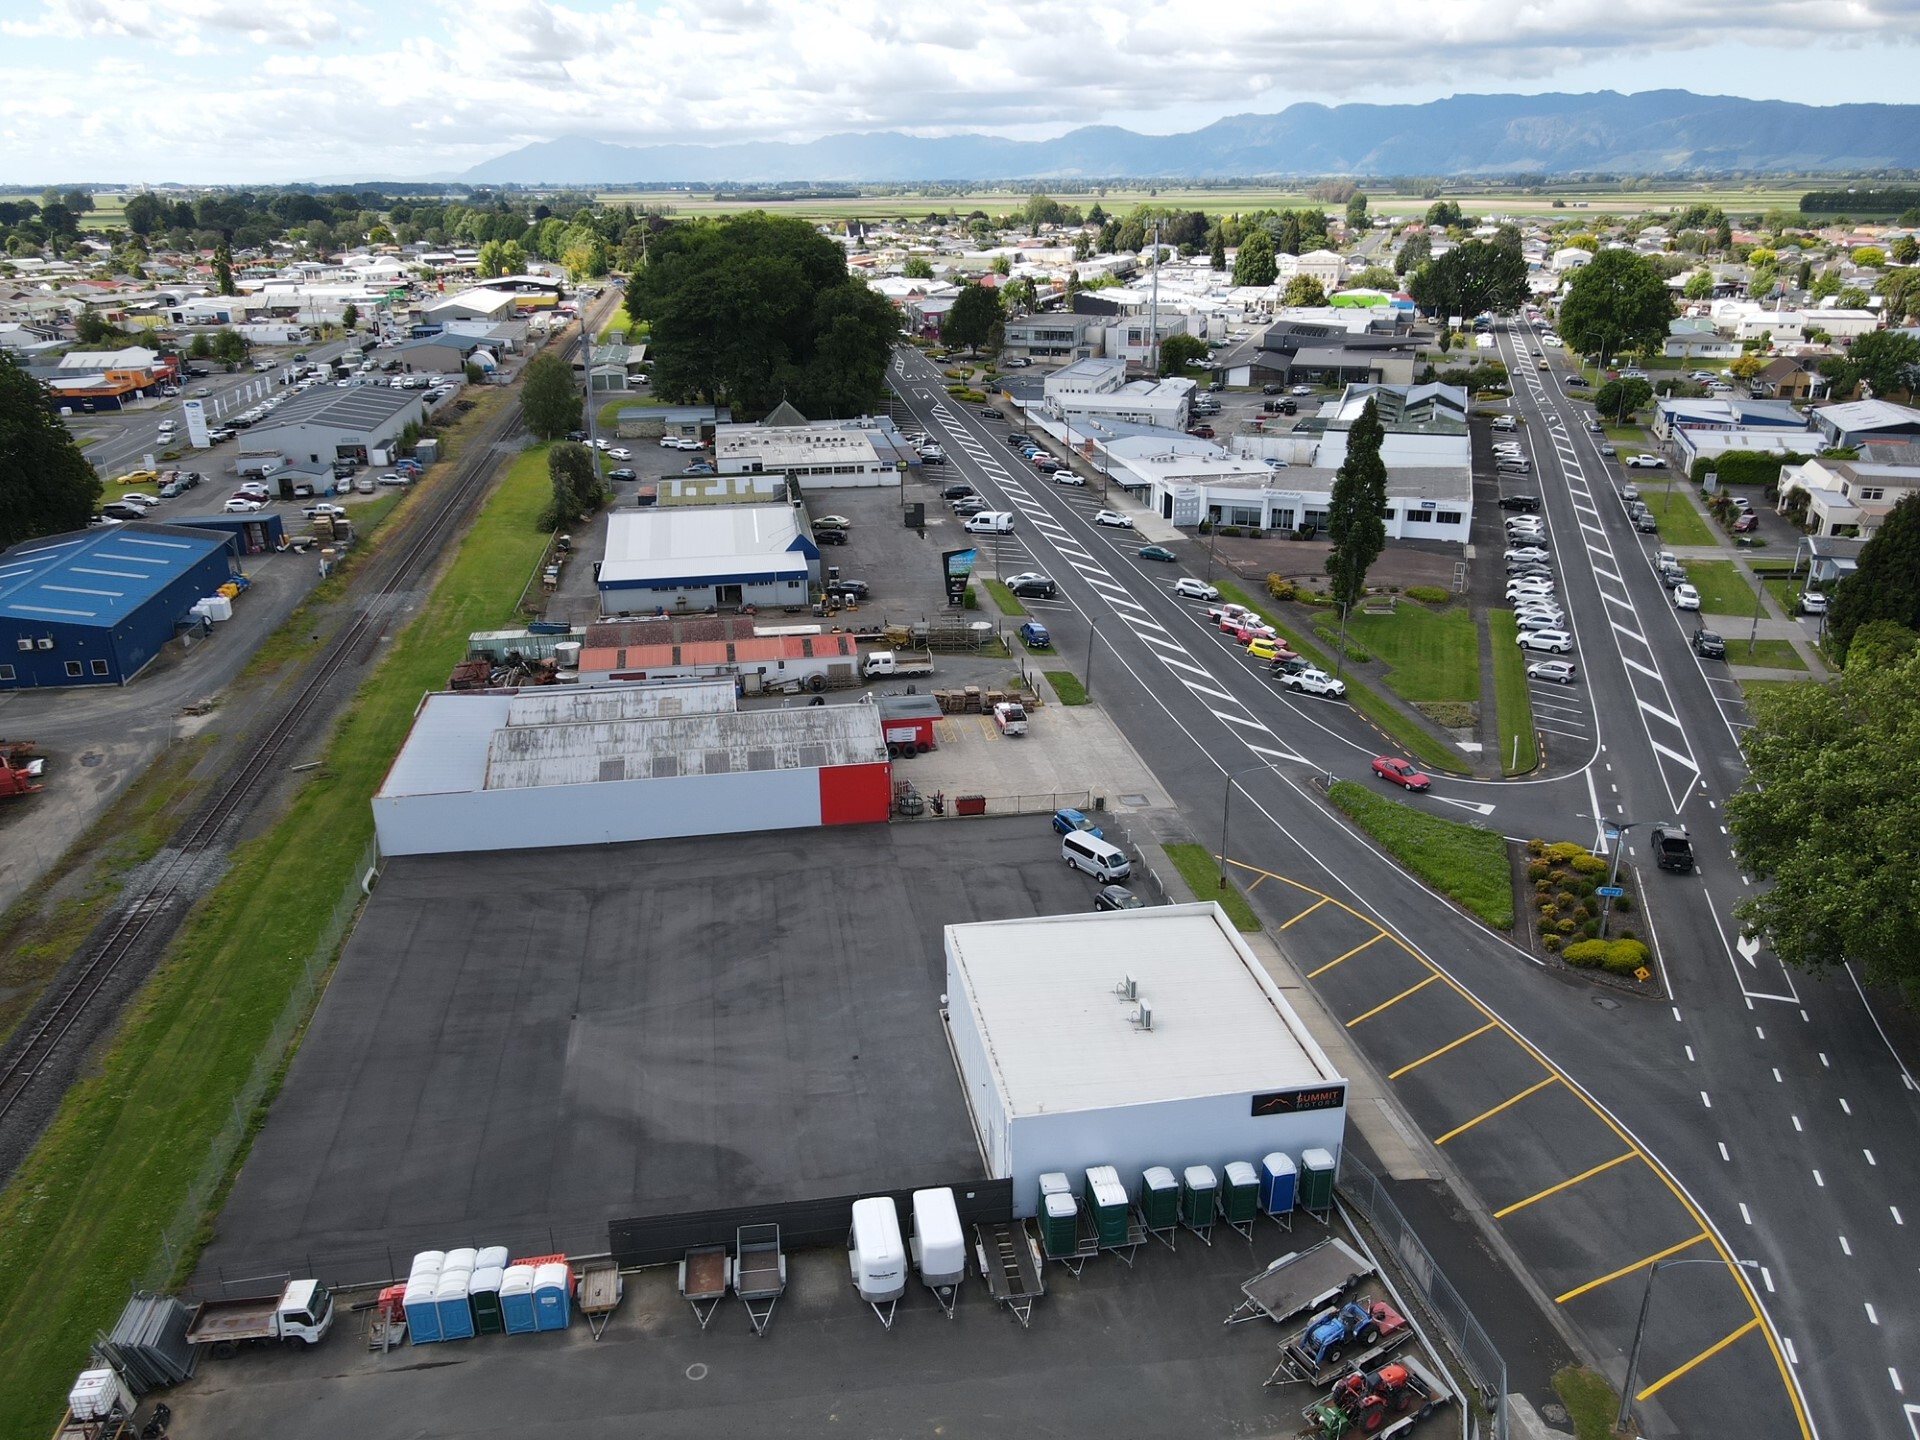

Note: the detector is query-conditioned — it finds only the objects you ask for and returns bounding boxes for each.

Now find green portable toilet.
[1220,1161,1260,1225]
[1040,1190,1080,1258]
[1299,1147,1337,1216]
[1037,1170,1072,1217]
[469,1265,505,1335]
[1180,1164,1218,1238]
[1140,1166,1179,1231]
[1085,1165,1129,1246]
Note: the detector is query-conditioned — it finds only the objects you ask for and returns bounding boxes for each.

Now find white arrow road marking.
[1738,933,1762,968]
[1431,796,1497,816]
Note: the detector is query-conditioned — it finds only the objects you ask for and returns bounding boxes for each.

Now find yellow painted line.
[1637,1318,1761,1401]
[1555,1233,1708,1305]
[1308,932,1385,979]
[1389,1021,1499,1080]
[1345,973,1441,1027]
[1434,1075,1557,1145]
[1495,1152,1639,1219]
[1225,861,1812,1439]
[1247,873,1267,892]
[1280,896,1330,929]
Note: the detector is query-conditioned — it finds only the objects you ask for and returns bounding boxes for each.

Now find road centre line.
[1494,1151,1640,1219]
[1346,973,1442,1027]
[1435,1075,1559,1146]
[1637,1319,1763,1402]
[1388,1021,1500,1078]
[1556,1232,1710,1304]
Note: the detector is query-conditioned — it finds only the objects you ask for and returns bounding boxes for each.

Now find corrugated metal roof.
[251,384,422,437]
[947,906,1339,1116]
[578,631,856,674]
[0,523,232,628]
[504,679,736,727]
[599,506,811,588]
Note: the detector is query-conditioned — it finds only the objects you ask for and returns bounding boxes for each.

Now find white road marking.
[1866,1149,1878,1166]
[1685,1045,1695,1061]
[1740,1202,1753,1225]
[1718,1141,1729,1161]
[1430,796,1497,816]
[1813,1169,1824,1187]
[1867,1302,1879,1325]
[1792,1114,1802,1132]
[1700,1091,1712,1109]
[1760,1266,1775,1293]
[1782,1336,1797,1365]
[1894,1206,1905,1226]
[1840,1235,1852,1255]
[1840,1097,1851,1114]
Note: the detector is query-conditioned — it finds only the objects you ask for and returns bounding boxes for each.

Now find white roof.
[946,904,1341,1116]
[600,505,810,588]
[712,423,885,468]
[1818,399,1920,430]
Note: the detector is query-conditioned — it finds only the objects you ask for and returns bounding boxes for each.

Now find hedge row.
[1689,449,1811,490]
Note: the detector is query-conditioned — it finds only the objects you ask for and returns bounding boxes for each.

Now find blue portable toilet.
[1260,1152,1298,1223]
[532,1261,571,1331]
[499,1264,538,1334]
[435,1269,475,1341]
[403,1274,442,1344]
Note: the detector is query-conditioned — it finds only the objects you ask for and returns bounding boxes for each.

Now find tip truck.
[862,650,934,680]
[185,1278,334,1356]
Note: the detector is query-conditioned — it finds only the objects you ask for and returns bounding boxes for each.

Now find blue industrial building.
[0,523,238,690]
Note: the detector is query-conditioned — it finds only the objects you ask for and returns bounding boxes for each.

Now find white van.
[1063,830,1131,882]
[964,511,1015,534]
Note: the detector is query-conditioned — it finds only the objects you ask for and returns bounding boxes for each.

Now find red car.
[1230,621,1277,643]
[1371,756,1431,792]
[1187,424,1215,439]
[1731,512,1758,533]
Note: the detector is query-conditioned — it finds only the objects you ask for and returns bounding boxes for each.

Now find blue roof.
[0,524,232,630]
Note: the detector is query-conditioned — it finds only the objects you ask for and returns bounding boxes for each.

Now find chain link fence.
[1339,1148,1509,1440]
[143,838,381,1294]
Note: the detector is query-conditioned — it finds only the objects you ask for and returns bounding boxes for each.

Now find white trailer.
[849,1196,907,1329]
[910,1187,966,1318]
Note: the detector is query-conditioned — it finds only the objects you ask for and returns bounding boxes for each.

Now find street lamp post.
[1597,820,1654,938]
[1219,762,1276,890]
[1083,616,1101,703]
[1617,1256,1760,1432]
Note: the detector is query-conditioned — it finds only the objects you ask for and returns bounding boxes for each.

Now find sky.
[1,0,1916,184]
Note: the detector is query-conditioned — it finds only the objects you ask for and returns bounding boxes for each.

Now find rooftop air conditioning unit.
[1114,975,1138,1002]
[1131,1002,1153,1032]
[16,638,32,651]
[37,638,54,650]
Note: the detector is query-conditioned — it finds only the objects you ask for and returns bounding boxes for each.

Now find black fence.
[611,1177,1012,1269]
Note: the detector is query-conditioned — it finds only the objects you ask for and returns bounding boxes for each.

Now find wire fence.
[1339,1147,1509,1440]
[142,838,381,1294]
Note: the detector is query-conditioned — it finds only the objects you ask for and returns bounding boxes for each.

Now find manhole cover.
[1590,995,1621,1011]
[685,1362,708,1381]
[80,753,104,767]
[1118,793,1149,808]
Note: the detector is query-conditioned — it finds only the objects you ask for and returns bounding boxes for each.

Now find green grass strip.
[1162,843,1262,932]
[0,444,557,1434]
[1552,1366,1623,1440]
[1045,669,1087,705]
[1643,489,1717,547]
[1725,636,1807,671]
[1328,780,1515,929]
[1682,557,1761,616]
[981,578,1027,617]
[1212,580,1465,774]
[1313,604,1478,702]
[1488,610,1539,775]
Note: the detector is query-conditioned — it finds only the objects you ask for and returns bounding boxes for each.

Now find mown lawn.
[0,443,555,1437]
[1682,558,1760,616]
[1642,489,1717,547]
[1327,781,1515,929]
[1488,611,1539,775]
[1315,604,1477,702]
[1725,637,1808,671]
[1045,670,1087,705]
[1163,843,1262,932]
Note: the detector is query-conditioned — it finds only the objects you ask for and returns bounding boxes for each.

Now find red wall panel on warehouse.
[819,762,893,825]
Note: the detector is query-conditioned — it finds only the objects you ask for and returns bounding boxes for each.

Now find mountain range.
[459,90,1920,186]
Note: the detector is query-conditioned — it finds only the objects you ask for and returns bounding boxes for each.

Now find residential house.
[1776,456,1920,538]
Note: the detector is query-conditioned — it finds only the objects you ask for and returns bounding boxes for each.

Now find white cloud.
[0,0,1915,180]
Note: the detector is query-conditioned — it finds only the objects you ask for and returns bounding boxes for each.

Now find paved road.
[890,344,1919,1439]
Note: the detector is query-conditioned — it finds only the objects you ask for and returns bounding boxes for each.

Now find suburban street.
[887,344,1920,1440]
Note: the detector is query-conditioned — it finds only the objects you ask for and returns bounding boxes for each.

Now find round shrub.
[1602,938,1651,975]
[1556,918,1577,935]
[1562,939,1608,968]
[1266,575,1297,602]
[1526,839,1545,856]
[1569,853,1609,875]
[1542,934,1562,952]
[1543,842,1588,864]
[1572,904,1592,922]
[1614,895,1635,914]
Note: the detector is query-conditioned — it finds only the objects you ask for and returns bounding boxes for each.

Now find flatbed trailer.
[1223,1236,1372,1327]
[1270,1296,1411,1388]
[974,1221,1046,1328]
[1299,1353,1454,1438]
[734,1224,787,1336]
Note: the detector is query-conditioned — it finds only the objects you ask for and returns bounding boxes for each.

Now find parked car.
[1093,510,1132,528]
[1692,628,1727,658]
[1672,584,1701,611]
[981,407,1003,419]
[659,435,701,450]
[1526,659,1579,684]
[1291,384,1314,395]
[1371,757,1431,791]
[1018,620,1052,648]
[1624,453,1664,469]
[376,472,408,486]
[1515,612,1565,633]
[1281,667,1347,698]
[941,484,976,500]
[826,579,869,599]
[607,447,632,461]
[1269,653,1313,676]
[119,493,161,510]
[608,468,637,482]
[1053,469,1086,486]
[1173,578,1220,601]
[1246,637,1293,662]
[1006,573,1057,599]
[1138,545,1177,562]
[1732,511,1758,533]
[223,497,265,512]
[1798,589,1828,615]
[1515,629,1573,653]
[1052,807,1102,838]
[302,502,348,518]
[1093,885,1145,911]
[1497,495,1540,512]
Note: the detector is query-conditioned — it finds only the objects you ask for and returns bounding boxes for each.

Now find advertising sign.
[182,398,210,450]
[942,547,978,606]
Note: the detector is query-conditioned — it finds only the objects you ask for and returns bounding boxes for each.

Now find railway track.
[0,310,598,1139]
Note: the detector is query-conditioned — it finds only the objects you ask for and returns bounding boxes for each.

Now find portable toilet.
[1259,1152,1298,1223]
[911,1187,966,1315]
[1220,1161,1261,1240]
[443,1247,477,1274]
[1040,1190,1080,1258]
[435,1268,475,1341]
[1037,1170,1072,1213]
[403,1274,443,1344]
[474,1245,509,1272]
[410,1250,445,1277]
[1085,1165,1129,1246]
[532,1262,572,1331]
[1300,1147,1337,1217]
[1139,1166,1180,1233]
[1180,1164,1218,1239]
[499,1265,538,1334]
[469,1265,505,1335]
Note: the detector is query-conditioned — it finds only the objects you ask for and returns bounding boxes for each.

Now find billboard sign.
[942,547,978,606]
[182,399,210,450]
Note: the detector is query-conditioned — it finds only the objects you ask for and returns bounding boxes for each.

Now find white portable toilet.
[443,1247,478,1273]
[910,1187,966,1318]
[410,1250,446,1277]
[849,1196,907,1328]
[474,1245,509,1272]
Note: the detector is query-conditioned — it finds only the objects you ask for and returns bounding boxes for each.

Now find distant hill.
[460,91,1920,185]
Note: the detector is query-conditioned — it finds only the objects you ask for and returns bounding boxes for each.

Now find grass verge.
[1211,580,1464,774]
[1163,843,1262,932]
[981,578,1026,617]
[0,442,555,1433]
[1045,670,1087,705]
[1488,611,1539,774]
[1646,490,1716,546]
[1727,637,1808,671]
[1313,604,1477,702]
[1683,558,1760,616]
[1553,1365,1623,1440]
[1328,780,1515,929]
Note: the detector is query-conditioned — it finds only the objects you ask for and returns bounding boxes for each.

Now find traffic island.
[1511,840,1664,998]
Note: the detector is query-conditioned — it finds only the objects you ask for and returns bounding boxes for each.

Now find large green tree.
[1818,329,1920,402]
[521,351,581,440]
[0,355,103,548]
[1827,493,1920,663]
[1406,239,1530,321]
[1593,377,1654,423]
[626,213,897,416]
[1556,250,1673,362]
[1393,230,1432,276]
[544,441,601,527]
[1345,193,1369,232]
[944,283,1003,355]
[213,239,236,296]
[1324,398,1389,609]
[1281,276,1328,308]
[1159,332,1209,375]
[1232,230,1277,288]
[1728,644,1920,988]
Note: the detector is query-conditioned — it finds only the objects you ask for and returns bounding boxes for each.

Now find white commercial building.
[372,681,893,856]
[713,420,900,487]
[1043,359,1194,429]
[944,905,1347,1218]
[597,504,818,614]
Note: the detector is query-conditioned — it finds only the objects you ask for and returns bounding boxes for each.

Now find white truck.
[863,650,934,680]
[993,701,1028,736]
[185,1278,334,1355]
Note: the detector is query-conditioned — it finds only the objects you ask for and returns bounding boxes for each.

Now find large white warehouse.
[944,904,1348,1217]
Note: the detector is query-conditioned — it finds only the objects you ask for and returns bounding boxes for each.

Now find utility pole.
[1148,220,1162,379]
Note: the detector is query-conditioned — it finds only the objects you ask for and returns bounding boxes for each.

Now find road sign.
[1595,886,1625,898]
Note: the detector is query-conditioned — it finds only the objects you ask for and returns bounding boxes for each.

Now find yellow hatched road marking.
[1434,1075,1557,1145]
[1308,933,1385,979]
[1495,1152,1640,1219]
[1390,1022,1499,1080]
[1556,1233,1708,1305]
[1637,1318,1761,1401]
[1345,973,1441,1028]
[1281,896,1330,929]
